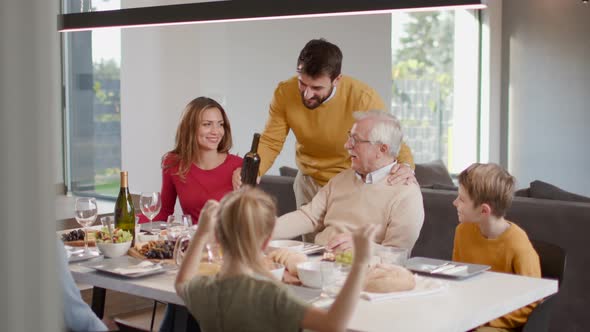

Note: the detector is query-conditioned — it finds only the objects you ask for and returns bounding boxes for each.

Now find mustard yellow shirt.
[259,75,414,186]
[453,221,541,329]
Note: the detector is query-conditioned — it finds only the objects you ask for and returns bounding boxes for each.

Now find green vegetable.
[96,227,133,243]
[335,250,353,265]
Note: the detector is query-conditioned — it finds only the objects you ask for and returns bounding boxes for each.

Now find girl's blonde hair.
[163,96,233,180]
[216,188,277,278]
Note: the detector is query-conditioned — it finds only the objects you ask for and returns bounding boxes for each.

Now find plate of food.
[60,226,101,247]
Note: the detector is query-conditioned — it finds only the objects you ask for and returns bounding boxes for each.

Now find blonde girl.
[175,187,377,332]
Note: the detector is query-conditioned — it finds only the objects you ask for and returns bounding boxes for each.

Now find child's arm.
[300,224,378,332]
[174,200,219,295]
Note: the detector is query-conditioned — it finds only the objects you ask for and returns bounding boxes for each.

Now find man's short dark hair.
[297,38,343,81]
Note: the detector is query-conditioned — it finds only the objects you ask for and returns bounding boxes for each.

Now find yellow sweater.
[259,75,414,186]
[452,221,541,329]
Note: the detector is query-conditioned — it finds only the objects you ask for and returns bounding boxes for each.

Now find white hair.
[353,110,403,156]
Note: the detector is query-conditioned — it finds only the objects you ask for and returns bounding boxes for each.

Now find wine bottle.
[114,171,136,244]
[241,133,261,187]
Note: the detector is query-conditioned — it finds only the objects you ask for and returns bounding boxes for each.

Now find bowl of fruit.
[96,228,133,258]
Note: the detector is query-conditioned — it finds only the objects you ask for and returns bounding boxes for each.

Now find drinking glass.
[166,214,191,241]
[139,192,161,232]
[376,247,409,266]
[74,197,98,253]
[320,261,339,298]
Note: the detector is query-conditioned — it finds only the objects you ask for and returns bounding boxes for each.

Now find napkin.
[361,276,447,302]
[112,261,162,275]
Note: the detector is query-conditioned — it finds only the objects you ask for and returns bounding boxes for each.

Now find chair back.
[521,239,566,332]
[530,239,566,287]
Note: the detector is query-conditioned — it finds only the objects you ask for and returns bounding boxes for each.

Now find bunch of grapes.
[144,240,175,259]
[335,251,354,265]
[61,229,85,242]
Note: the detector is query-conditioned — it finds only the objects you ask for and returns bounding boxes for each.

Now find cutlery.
[429,262,453,274]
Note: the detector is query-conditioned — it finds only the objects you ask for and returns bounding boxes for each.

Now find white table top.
[70,261,557,332]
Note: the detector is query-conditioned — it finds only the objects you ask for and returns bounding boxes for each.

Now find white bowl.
[268,262,285,280]
[267,240,305,252]
[96,241,132,258]
[296,261,337,289]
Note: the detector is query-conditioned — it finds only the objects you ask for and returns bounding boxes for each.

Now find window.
[63,0,121,198]
[391,10,480,174]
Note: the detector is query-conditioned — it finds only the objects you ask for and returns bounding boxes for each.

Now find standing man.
[235,38,415,208]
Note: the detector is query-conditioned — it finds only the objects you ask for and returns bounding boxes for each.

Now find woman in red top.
[140,96,242,224]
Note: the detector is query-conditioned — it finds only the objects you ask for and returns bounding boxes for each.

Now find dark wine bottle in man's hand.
[241,133,261,187]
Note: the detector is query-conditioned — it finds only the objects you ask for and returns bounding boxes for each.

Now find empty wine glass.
[74,197,98,254]
[139,192,161,232]
[166,214,191,241]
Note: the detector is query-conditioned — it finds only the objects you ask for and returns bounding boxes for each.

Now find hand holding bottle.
[240,133,261,187]
[232,167,261,190]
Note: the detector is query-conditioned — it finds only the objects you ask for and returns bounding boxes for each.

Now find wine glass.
[166,214,191,241]
[74,197,98,254]
[139,192,161,232]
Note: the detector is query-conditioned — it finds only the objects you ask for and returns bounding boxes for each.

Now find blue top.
[57,239,107,332]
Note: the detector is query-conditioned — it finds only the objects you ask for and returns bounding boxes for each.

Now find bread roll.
[267,248,307,274]
[363,263,415,293]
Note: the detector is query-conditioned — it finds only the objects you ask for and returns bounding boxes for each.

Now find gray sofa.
[259,173,590,332]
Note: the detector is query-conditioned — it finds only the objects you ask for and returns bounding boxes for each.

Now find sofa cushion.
[279,166,298,178]
[514,188,530,197]
[415,160,454,187]
[529,180,590,203]
[420,184,458,191]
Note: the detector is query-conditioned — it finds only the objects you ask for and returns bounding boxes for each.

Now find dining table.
[69,254,558,332]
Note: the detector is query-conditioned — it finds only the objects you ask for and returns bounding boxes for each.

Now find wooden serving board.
[127,247,175,265]
[63,240,97,247]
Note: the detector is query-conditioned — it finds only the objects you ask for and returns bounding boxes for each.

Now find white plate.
[67,248,103,263]
[267,240,305,252]
[81,256,170,278]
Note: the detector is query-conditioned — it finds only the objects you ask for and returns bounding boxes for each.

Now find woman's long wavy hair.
[163,97,233,180]
[216,188,277,279]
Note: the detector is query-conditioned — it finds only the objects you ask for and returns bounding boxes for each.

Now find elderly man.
[273,110,424,252]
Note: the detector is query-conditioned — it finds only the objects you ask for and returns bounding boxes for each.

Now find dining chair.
[521,239,567,332]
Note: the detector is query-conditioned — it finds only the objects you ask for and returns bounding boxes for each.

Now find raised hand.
[351,224,379,265]
[196,200,220,236]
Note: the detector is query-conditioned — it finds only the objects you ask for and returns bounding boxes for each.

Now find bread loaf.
[363,263,415,293]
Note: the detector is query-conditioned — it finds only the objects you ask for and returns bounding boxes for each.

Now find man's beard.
[301,86,334,110]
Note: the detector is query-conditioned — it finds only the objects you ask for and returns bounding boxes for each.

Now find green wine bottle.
[241,133,261,187]
[114,171,136,245]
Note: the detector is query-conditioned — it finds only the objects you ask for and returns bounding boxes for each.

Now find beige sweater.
[274,169,424,251]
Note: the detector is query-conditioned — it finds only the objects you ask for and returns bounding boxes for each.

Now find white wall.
[121,15,392,193]
[503,0,590,195]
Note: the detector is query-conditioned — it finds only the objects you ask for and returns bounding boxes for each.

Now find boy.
[452,163,541,332]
